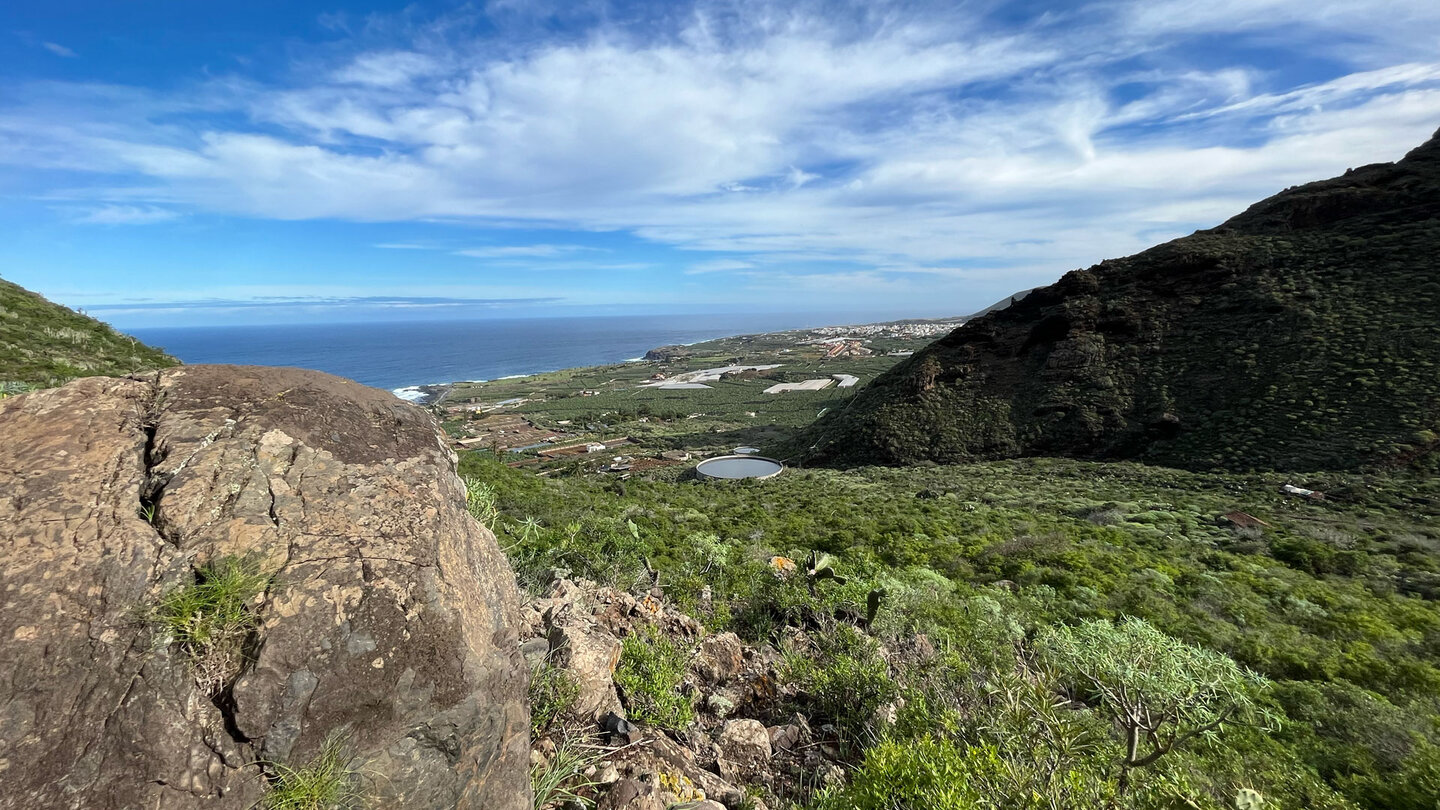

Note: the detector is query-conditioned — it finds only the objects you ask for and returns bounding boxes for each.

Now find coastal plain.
[426,318,961,470]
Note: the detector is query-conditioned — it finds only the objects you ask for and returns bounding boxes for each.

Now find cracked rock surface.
[0,365,529,810]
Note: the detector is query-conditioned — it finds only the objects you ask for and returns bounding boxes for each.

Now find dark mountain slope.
[0,276,177,386]
[799,129,1440,471]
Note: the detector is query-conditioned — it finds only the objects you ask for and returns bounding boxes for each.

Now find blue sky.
[2,0,1438,327]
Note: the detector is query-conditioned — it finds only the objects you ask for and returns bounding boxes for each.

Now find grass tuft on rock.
[531,735,605,810]
[262,731,362,810]
[149,555,272,694]
[529,656,581,735]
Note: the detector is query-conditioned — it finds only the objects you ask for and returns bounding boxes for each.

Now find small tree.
[1038,617,1276,795]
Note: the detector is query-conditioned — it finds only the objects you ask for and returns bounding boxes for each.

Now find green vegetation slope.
[799,129,1440,471]
[469,451,1440,808]
[0,276,177,386]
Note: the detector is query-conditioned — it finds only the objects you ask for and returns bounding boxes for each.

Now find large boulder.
[0,366,529,809]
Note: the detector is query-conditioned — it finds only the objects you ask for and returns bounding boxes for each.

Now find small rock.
[521,637,551,664]
[768,555,797,576]
[694,633,744,684]
[639,734,744,807]
[549,577,585,602]
[597,777,665,810]
[716,718,771,781]
[767,714,811,752]
[872,697,904,728]
[601,710,637,745]
[549,622,624,721]
[719,719,772,762]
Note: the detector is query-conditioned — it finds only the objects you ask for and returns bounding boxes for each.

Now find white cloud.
[332,51,444,86]
[42,42,77,58]
[685,259,758,274]
[4,0,1440,307]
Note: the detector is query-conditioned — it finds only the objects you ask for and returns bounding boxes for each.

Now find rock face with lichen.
[0,365,529,809]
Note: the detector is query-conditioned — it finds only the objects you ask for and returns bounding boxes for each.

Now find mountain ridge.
[797,128,1440,471]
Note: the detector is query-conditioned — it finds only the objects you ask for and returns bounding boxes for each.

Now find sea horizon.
[129,310,940,394]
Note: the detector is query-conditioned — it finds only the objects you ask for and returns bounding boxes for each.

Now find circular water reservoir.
[732,446,761,454]
[695,455,784,481]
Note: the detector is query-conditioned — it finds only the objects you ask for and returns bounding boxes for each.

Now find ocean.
[130,312,875,396]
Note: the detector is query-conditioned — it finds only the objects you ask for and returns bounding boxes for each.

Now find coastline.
[392,315,966,404]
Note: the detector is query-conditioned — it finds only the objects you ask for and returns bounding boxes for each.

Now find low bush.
[810,737,997,810]
[615,625,694,730]
[782,625,898,746]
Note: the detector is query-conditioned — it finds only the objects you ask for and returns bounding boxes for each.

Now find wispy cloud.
[685,259,758,275]
[453,244,598,259]
[83,295,562,312]
[68,204,179,224]
[42,42,77,58]
[332,51,442,87]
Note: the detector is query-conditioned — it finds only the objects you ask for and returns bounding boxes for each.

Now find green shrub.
[504,517,650,592]
[782,625,898,746]
[464,476,500,529]
[615,626,694,730]
[810,737,997,810]
[1037,617,1276,794]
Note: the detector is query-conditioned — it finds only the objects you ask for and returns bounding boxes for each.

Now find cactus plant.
[866,588,888,626]
[805,551,847,594]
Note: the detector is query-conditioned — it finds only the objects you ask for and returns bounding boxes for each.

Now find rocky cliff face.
[0,365,529,809]
[799,129,1440,471]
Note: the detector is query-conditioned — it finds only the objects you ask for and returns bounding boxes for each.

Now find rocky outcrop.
[522,577,851,810]
[0,365,529,809]
[642,345,693,363]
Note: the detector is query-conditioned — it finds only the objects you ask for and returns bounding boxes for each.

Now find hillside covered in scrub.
[798,128,1440,472]
[0,276,177,386]
[473,451,1440,810]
